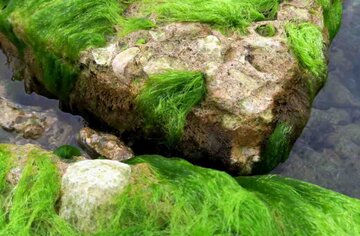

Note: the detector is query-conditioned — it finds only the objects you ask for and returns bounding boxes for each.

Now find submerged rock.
[77,127,134,161]
[0,97,76,149]
[0,97,46,139]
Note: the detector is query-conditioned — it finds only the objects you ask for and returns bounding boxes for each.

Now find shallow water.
[0,1,359,197]
[274,0,360,198]
[0,51,85,149]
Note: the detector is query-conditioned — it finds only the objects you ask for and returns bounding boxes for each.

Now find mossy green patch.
[53,145,81,160]
[255,24,277,37]
[317,0,343,41]
[119,18,155,36]
[140,0,279,34]
[0,146,13,228]
[237,175,360,235]
[255,122,293,174]
[136,71,206,145]
[286,23,326,78]
[0,146,12,194]
[286,22,327,98]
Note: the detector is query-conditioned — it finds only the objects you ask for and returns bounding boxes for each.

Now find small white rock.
[197,35,222,58]
[112,47,140,77]
[92,43,118,66]
[59,160,131,232]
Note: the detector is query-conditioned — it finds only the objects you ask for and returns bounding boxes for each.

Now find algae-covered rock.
[0,143,79,235]
[0,144,359,235]
[59,160,131,233]
[0,143,69,185]
[0,0,343,173]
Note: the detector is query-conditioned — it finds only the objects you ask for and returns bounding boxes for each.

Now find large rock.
[0,1,339,174]
[59,160,131,233]
[71,19,312,174]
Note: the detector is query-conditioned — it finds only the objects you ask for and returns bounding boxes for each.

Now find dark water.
[0,51,85,149]
[274,0,360,198]
[0,1,359,197]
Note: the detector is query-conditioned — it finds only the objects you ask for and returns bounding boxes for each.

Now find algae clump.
[0,148,77,235]
[141,0,280,33]
[255,122,293,174]
[136,71,206,145]
[317,0,343,41]
[286,22,327,98]
[53,145,82,160]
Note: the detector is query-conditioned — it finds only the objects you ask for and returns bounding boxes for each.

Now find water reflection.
[274,0,360,198]
[0,50,85,149]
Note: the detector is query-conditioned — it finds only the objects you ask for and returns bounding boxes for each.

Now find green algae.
[36,51,79,100]
[100,155,278,235]
[286,22,327,98]
[96,155,360,235]
[119,18,155,37]
[317,0,343,41]
[136,71,206,145]
[286,23,326,78]
[237,175,360,235]
[255,122,293,174]
[140,0,279,34]
[0,146,13,228]
[0,150,77,236]
[0,147,12,195]
[53,145,81,160]
[255,24,277,37]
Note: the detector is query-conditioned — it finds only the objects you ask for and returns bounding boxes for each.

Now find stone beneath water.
[77,127,134,161]
[0,97,45,139]
[0,97,76,149]
[59,159,131,233]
